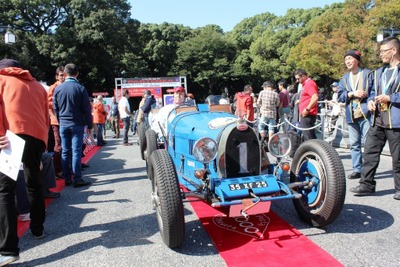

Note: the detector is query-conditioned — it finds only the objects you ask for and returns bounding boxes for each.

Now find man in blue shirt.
[53,63,92,188]
[141,90,156,127]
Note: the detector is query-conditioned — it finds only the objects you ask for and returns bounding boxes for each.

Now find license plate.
[229,181,268,191]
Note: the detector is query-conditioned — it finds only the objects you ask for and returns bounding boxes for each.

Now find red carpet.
[189,198,344,267]
[17,145,100,238]
[18,145,342,266]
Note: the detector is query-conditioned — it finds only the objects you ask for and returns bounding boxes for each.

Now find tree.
[137,22,192,77]
[248,8,326,84]
[171,25,236,98]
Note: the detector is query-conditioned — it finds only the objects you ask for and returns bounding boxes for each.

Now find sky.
[129,0,345,32]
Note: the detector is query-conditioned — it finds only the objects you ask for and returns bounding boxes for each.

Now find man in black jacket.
[53,63,92,188]
[141,90,156,127]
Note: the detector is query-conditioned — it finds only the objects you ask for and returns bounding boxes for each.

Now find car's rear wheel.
[138,123,147,160]
[150,149,185,248]
[145,129,158,180]
[290,139,345,227]
[145,129,158,160]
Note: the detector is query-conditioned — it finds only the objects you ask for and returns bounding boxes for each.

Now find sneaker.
[73,180,91,188]
[18,213,30,222]
[29,229,45,239]
[0,255,20,266]
[65,180,73,186]
[81,163,90,168]
[123,142,132,146]
[394,191,400,200]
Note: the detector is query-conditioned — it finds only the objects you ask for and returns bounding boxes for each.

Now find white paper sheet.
[0,130,26,181]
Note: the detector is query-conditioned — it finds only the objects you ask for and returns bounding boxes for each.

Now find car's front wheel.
[290,139,346,227]
[149,149,185,248]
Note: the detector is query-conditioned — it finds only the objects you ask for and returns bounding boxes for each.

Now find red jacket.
[0,67,49,145]
[235,92,254,121]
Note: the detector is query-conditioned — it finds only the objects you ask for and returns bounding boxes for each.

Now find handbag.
[352,100,363,119]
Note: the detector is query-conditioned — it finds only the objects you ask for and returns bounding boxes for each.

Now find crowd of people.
[0,61,99,266]
[231,37,400,203]
[1,36,400,266]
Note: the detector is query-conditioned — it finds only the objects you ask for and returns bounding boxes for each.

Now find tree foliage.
[171,25,236,96]
[0,0,399,96]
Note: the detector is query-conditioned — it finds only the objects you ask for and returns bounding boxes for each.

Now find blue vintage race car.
[141,103,346,248]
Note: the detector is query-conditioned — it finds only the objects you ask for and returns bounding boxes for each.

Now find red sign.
[125,87,162,97]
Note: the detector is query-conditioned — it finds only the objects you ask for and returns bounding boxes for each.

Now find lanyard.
[382,66,398,95]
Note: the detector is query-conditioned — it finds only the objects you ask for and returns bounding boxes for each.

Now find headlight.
[192,137,218,164]
[268,133,291,158]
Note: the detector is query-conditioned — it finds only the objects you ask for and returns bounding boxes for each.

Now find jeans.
[144,114,149,128]
[60,125,84,183]
[360,126,400,191]
[122,117,131,144]
[348,118,370,173]
[258,115,276,135]
[279,108,291,133]
[96,123,105,145]
[300,115,317,140]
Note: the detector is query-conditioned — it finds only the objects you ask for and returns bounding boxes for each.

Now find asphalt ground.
[12,131,399,267]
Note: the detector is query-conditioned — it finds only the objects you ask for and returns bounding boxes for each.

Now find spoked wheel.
[290,139,345,227]
[138,123,147,160]
[149,149,185,248]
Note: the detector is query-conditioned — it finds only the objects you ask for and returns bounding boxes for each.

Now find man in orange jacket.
[93,95,108,146]
[47,66,65,178]
[0,59,49,266]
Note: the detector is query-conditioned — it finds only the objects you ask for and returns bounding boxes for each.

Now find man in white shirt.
[118,90,133,145]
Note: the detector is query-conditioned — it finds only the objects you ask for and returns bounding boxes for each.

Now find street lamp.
[377,28,400,42]
[0,25,15,44]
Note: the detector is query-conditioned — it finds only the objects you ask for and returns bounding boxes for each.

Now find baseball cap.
[0,59,21,69]
[331,82,339,87]
[173,86,185,93]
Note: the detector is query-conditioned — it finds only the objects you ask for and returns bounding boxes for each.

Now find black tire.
[145,129,158,160]
[138,123,147,160]
[290,139,346,227]
[150,149,185,248]
[145,129,158,180]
